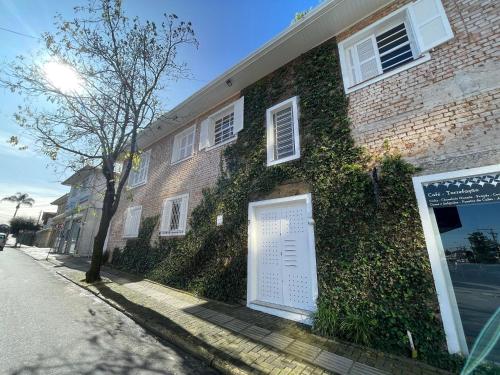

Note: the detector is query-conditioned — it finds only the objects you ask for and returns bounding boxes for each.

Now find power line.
[0,26,37,39]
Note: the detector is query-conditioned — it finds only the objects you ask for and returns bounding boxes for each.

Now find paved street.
[0,247,217,375]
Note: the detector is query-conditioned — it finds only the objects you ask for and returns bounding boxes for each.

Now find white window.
[339,0,453,93]
[199,96,244,150]
[266,96,300,166]
[128,149,151,188]
[171,125,195,164]
[123,206,142,238]
[214,110,234,145]
[160,194,189,236]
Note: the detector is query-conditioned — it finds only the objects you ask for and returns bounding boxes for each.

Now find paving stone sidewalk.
[20,247,451,375]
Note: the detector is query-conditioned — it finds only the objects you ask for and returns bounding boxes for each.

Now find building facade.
[106,0,499,359]
[49,193,69,252]
[336,0,499,358]
[54,168,105,257]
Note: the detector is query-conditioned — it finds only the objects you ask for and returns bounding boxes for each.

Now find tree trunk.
[13,205,19,218]
[85,180,115,283]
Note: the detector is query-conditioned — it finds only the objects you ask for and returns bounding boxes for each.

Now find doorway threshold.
[248,300,314,325]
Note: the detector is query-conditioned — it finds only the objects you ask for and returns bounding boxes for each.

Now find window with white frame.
[199,96,244,150]
[123,206,142,238]
[128,149,151,187]
[214,110,234,145]
[266,96,300,166]
[171,125,195,164]
[338,0,453,92]
[160,194,189,236]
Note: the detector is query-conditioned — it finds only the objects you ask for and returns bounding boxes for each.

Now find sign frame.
[413,164,500,356]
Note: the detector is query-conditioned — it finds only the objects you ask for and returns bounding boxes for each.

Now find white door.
[254,198,316,312]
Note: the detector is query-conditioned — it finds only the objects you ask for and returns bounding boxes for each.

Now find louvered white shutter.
[354,35,382,82]
[232,96,245,134]
[137,150,150,184]
[127,165,137,187]
[130,206,142,237]
[160,199,173,234]
[171,135,181,163]
[185,128,195,157]
[266,109,275,165]
[409,0,453,53]
[207,118,216,147]
[346,46,359,86]
[124,206,141,237]
[178,195,189,233]
[199,119,210,151]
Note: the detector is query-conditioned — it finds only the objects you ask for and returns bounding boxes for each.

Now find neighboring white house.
[54,167,105,257]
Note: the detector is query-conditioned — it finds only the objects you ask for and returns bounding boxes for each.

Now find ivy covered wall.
[112,39,454,367]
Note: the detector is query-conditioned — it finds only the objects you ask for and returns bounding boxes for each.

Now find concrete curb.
[56,270,255,375]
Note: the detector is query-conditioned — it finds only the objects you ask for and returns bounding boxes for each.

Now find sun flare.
[43,61,84,94]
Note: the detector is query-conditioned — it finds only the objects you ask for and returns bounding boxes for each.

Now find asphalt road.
[0,247,217,375]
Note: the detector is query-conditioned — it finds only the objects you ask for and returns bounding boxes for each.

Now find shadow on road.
[9,296,210,375]
[6,250,219,375]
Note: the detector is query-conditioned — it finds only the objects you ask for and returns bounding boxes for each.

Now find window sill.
[171,154,194,166]
[123,235,138,239]
[206,135,237,151]
[159,231,186,237]
[345,53,431,94]
[267,153,300,167]
[127,180,147,190]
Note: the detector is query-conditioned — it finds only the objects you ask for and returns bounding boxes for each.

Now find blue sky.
[0,0,317,223]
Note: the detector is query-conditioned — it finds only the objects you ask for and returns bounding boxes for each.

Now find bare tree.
[1,0,197,282]
[1,192,35,218]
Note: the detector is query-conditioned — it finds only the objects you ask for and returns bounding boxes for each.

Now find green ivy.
[111,40,463,370]
[111,215,169,274]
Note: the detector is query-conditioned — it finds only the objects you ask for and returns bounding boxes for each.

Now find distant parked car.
[0,233,6,250]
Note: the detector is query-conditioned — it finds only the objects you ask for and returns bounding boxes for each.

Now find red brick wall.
[107,95,239,250]
[338,0,500,173]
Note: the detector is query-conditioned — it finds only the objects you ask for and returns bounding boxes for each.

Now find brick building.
[106,0,499,358]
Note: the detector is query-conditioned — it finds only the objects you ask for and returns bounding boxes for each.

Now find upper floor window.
[81,175,93,191]
[338,0,453,93]
[128,149,151,188]
[171,125,195,164]
[214,110,234,145]
[123,205,142,238]
[160,194,189,236]
[199,96,244,150]
[266,96,300,166]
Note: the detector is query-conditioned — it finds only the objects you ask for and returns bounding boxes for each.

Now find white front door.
[248,194,318,323]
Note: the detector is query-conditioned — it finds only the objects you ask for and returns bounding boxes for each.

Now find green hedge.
[112,39,465,370]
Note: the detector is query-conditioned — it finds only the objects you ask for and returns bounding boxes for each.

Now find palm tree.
[2,193,35,218]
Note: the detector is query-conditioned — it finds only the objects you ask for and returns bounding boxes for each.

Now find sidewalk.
[20,246,451,375]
